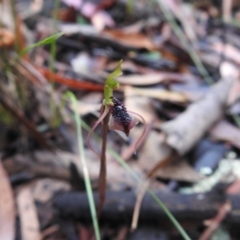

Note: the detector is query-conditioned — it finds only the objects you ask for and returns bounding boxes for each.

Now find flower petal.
[108,113,138,136]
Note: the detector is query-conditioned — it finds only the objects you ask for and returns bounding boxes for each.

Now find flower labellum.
[108,97,138,136]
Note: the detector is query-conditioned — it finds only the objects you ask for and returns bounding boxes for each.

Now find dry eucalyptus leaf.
[73,101,101,116]
[102,29,156,50]
[210,120,240,149]
[213,43,240,65]
[32,178,70,203]
[117,72,189,86]
[79,92,103,104]
[124,86,188,103]
[124,95,158,124]
[0,28,14,48]
[156,160,203,182]
[32,151,138,190]
[0,160,15,240]
[136,129,172,171]
[17,187,41,240]
[106,60,153,74]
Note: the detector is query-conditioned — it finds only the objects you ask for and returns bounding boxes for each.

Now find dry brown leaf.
[227,80,240,106]
[136,129,172,171]
[102,29,156,50]
[124,86,188,103]
[0,0,14,31]
[32,179,70,203]
[33,151,139,191]
[0,160,15,240]
[0,0,26,51]
[70,92,102,116]
[106,60,156,74]
[17,187,41,240]
[0,28,14,48]
[133,129,201,182]
[117,72,192,86]
[220,62,240,105]
[212,43,240,65]
[124,95,158,124]
[210,120,240,149]
[156,160,203,182]
[75,101,101,116]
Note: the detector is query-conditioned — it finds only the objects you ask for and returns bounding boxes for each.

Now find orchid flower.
[87,60,146,159]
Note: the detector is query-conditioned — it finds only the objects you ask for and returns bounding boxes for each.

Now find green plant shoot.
[20,32,64,56]
[103,60,122,106]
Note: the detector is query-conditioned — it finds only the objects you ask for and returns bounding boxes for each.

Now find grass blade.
[20,32,64,56]
[66,92,101,240]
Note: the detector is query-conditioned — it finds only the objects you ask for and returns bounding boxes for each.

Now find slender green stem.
[148,190,191,240]
[50,0,60,72]
[50,0,60,127]
[67,92,101,240]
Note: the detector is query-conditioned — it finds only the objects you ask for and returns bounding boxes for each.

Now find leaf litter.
[1,0,240,239]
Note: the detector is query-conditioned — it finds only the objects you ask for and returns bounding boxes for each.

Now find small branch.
[131,180,150,231]
[199,201,231,240]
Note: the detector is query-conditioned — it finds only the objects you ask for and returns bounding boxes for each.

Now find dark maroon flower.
[87,97,145,159]
[108,97,138,136]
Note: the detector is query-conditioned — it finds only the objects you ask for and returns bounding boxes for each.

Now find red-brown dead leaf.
[39,68,104,91]
[57,6,77,22]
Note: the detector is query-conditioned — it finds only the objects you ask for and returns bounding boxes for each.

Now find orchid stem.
[98,108,111,217]
[86,108,109,160]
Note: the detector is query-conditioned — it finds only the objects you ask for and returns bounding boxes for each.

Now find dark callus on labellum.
[108,97,139,136]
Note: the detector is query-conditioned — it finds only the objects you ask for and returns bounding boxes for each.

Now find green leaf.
[20,32,64,56]
[104,60,122,105]
[106,60,122,86]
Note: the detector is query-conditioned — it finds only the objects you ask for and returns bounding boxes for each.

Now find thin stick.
[131,180,150,231]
